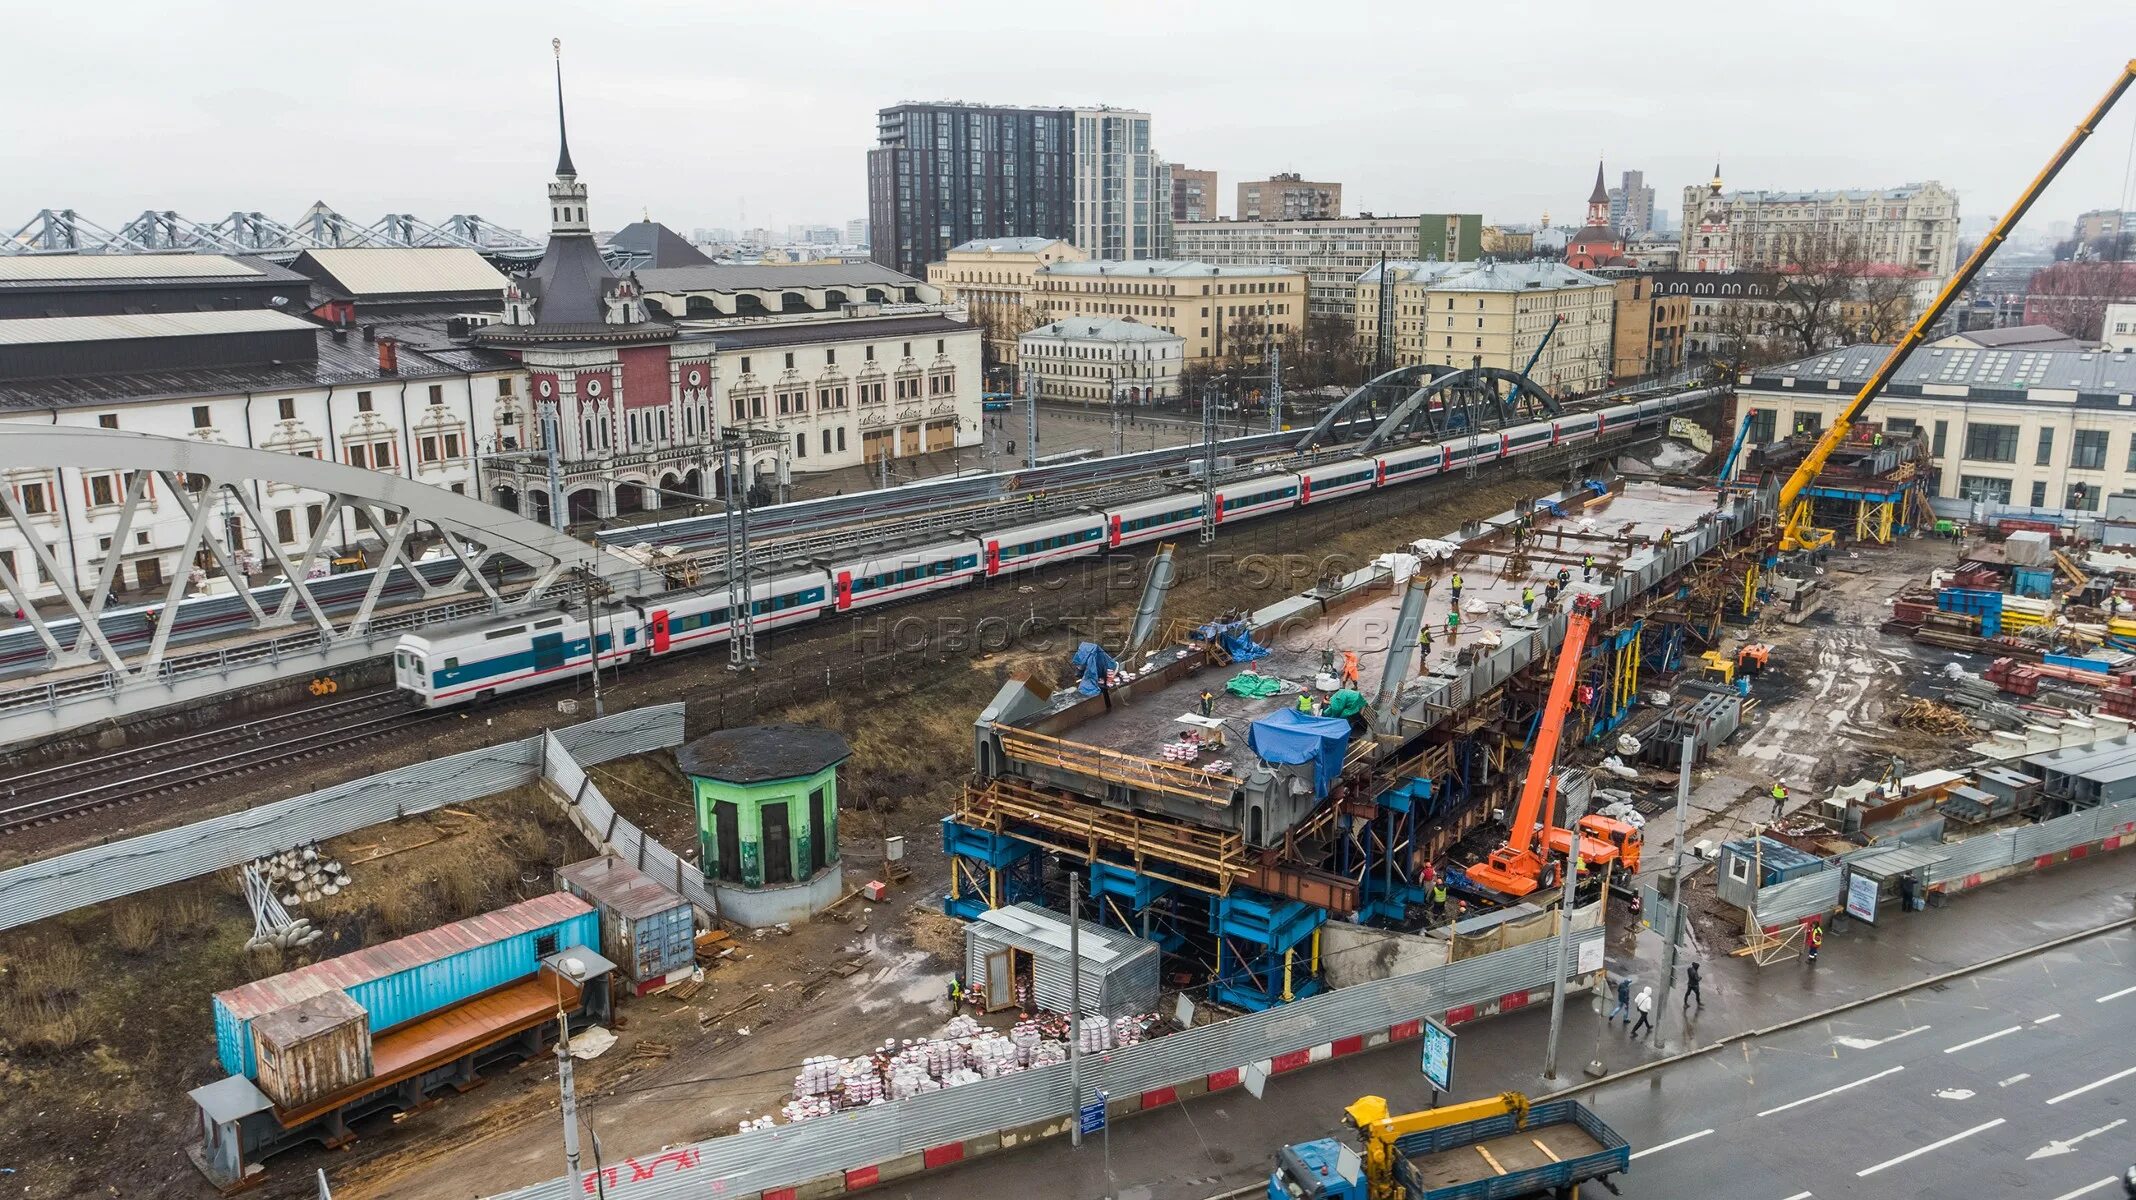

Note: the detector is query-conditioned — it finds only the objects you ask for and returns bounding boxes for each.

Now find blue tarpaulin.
[1248,708,1352,799]
[1195,619,1268,662]
[1072,642,1120,696]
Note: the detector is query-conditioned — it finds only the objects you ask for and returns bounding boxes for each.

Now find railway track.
[0,692,451,835]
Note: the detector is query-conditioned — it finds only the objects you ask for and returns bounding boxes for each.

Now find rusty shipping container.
[250,988,372,1111]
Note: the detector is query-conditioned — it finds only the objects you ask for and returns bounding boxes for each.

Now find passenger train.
[392,393,1697,706]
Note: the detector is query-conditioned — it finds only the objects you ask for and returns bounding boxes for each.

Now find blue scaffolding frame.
[941,818,1043,920]
[1210,888,1327,1011]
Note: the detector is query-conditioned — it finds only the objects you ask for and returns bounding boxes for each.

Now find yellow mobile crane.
[1778,59,2136,552]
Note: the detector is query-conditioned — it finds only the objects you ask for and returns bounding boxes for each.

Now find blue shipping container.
[2013,568,2053,598]
[213,894,599,1079]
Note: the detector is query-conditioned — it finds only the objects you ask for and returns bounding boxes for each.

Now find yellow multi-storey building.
[1353,260,1616,395]
[926,237,1088,366]
[1029,260,1306,363]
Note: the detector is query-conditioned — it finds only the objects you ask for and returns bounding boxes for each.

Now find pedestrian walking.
[1683,961,1703,1011]
[1607,974,1633,1024]
[1198,689,1215,718]
[1449,572,1464,604]
[1630,986,1654,1038]
[1417,624,1433,669]
[1446,610,1461,639]
[1430,881,1449,920]
[1521,585,1536,614]
[1582,554,1597,582]
[948,974,965,1016]
[1770,781,1789,821]
[1898,873,1918,914]
[1805,922,1824,965]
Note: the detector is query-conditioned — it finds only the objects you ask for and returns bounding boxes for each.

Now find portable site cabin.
[963,902,1162,1018]
[557,855,696,993]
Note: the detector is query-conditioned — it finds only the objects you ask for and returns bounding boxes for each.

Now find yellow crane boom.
[1779,59,2136,551]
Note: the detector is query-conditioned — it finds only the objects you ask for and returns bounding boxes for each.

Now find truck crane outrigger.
[1778,60,2136,552]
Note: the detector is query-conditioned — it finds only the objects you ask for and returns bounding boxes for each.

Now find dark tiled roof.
[0,254,309,292]
[676,313,971,352]
[609,221,714,268]
[677,723,851,783]
[0,322,515,412]
[524,234,617,326]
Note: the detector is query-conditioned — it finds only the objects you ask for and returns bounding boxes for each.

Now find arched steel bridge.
[1295,363,1565,453]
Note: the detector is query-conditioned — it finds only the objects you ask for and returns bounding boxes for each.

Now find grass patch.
[110,903,161,954]
[9,936,88,1003]
[1,995,94,1058]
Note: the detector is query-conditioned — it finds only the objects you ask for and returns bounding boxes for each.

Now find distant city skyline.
[4,2,2133,251]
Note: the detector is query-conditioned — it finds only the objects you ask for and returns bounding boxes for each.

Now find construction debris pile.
[766,1011,1159,1127]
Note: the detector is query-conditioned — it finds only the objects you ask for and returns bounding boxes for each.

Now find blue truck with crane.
[1270,1092,1630,1200]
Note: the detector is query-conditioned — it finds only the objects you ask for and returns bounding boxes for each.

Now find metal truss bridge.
[0,381,1721,749]
[2,204,654,270]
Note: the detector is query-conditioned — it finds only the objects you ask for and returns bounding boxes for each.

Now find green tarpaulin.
[1226,671,1285,698]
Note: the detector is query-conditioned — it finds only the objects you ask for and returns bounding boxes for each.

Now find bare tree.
[1770,235,1872,355]
[2027,261,2136,340]
[1853,271,1919,343]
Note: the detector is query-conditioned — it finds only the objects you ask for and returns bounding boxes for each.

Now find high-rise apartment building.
[1237,174,1341,221]
[1607,169,1655,235]
[1172,167,1219,222]
[868,102,1165,278]
[1071,108,1164,261]
[867,103,1076,278]
[844,218,870,247]
[1675,177,1959,276]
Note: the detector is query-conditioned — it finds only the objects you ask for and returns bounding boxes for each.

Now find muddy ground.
[0,458,1568,1200]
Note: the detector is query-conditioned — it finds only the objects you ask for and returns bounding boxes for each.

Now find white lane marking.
[2026,1118,2127,1160]
[1855,1118,2006,1177]
[1999,1073,2031,1087]
[1756,1065,1906,1117]
[1943,1025,2022,1054]
[2047,1063,2136,1105]
[2047,1178,2117,1200]
[2096,984,2136,1003]
[1629,1128,1714,1160]
[1934,1088,1975,1100]
[2034,1013,2061,1024]
[1833,1024,1930,1050]
[1780,1193,1814,1200]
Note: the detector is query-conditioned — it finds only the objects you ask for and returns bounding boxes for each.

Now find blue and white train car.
[1107,493,1205,549]
[831,538,984,612]
[1298,458,1378,506]
[395,607,639,705]
[1213,473,1301,525]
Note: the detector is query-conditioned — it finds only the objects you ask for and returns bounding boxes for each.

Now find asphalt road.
[890,860,2135,1200]
[1576,923,2135,1200]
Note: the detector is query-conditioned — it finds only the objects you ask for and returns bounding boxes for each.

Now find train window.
[535,618,564,630]
[484,626,524,641]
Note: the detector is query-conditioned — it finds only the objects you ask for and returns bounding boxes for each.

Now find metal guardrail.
[0,704,684,932]
[485,925,1602,1200]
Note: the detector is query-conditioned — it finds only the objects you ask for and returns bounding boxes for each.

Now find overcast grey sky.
[6,1,2135,241]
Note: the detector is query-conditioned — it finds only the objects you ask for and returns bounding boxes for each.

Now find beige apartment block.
[1354,260,1616,395]
[1030,259,1306,363]
[927,237,1088,364]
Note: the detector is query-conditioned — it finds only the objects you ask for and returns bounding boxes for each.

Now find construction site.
[2,56,2135,1200]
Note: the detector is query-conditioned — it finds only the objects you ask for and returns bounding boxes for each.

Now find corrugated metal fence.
[541,730,723,919]
[1926,798,2136,887]
[488,927,1602,1200]
[1750,797,2136,927]
[0,704,685,933]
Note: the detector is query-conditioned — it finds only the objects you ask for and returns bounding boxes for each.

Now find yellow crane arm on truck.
[1779,59,2136,551]
[1344,1092,1531,1200]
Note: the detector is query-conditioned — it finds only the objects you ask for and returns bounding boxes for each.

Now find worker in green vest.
[1770,781,1789,821]
[1295,692,1317,715]
[1449,572,1464,604]
[1583,553,1597,582]
[1521,585,1536,614]
[1431,881,1449,918]
[1417,623,1433,669]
